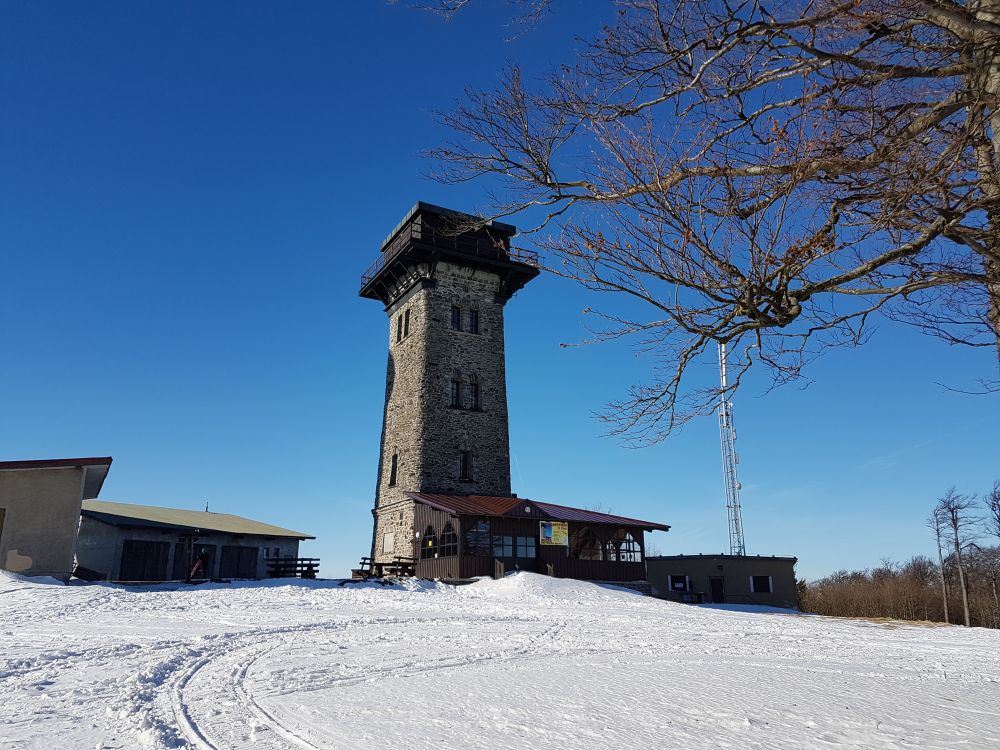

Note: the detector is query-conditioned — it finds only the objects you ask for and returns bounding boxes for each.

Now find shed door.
[119,540,170,582]
[220,545,258,579]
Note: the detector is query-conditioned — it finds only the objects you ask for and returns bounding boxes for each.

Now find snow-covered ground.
[2,571,998,750]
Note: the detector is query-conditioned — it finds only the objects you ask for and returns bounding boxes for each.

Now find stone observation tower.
[359,202,540,564]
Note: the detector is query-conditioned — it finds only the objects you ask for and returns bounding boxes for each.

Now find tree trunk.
[934,524,950,623]
[953,531,972,627]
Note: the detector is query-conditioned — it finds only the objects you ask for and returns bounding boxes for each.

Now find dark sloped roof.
[405,493,670,531]
[81,500,314,539]
[0,457,112,499]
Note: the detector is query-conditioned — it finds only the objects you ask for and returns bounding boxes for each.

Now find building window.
[570,527,603,560]
[439,523,458,557]
[492,534,513,557]
[459,450,472,481]
[516,536,536,559]
[420,525,438,559]
[396,313,403,342]
[750,575,773,593]
[464,519,491,556]
[468,309,479,334]
[451,305,462,331]
[450,378,463,408]
[468,376,481,410]
[388,453,398,486]
[607,529,642,563]
[669,575,690,592]
[403,308,411,337]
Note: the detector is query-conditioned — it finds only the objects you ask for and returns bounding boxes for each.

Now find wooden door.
[220,545,258,579]
[119,540,170,582]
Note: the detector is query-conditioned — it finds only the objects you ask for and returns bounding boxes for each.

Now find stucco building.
[76,500,315,582]
[0,457,112,581]
[646,554,799,609]
[359,202,669,580]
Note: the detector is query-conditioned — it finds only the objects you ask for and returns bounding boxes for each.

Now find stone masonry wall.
[372,260,514,564]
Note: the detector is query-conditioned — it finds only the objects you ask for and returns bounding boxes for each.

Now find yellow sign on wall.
[539,521,569,546]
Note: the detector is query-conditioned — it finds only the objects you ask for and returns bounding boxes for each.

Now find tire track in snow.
[166,615,568,750]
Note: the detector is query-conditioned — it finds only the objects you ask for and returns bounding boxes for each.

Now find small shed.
[392,493,669,582]
[76,500,315,582]
[646,554,799,609]
[0,457,112,581]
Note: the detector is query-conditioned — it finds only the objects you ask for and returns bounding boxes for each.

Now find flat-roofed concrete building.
[647,554,799,609]
[0,457,113,581]
[76,500,315,582]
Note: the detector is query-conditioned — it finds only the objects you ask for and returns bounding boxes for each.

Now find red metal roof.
[405,493,670,531]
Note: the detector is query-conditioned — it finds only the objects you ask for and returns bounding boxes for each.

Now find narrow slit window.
[403,308,410,337]
[468,309,479,334]
[396,314,403,342]
[388,453,398,486]
[459,450,472,481]
[469,376,480,410]
[450,379,462,408]
[451,305,462,331]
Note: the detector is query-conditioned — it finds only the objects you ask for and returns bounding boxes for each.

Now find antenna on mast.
[718,342,746,556]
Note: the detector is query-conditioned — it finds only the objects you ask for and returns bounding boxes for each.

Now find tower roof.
[360,202,540,305]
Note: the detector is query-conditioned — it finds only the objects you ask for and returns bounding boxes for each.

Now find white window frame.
[668,575,690,592]
[749,575,773,593]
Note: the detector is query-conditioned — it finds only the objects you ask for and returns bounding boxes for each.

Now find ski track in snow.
[1,571,998,749]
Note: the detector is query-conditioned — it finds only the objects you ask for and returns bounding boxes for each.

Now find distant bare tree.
[985,480,1000,538]
[432,0,1000,442]
[934,487,980,626]
[928,507,951,623]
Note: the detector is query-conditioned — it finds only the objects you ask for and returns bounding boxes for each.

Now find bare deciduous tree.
[432,0,1000,442]
[934,487,979,625]
[985,479,1000,538]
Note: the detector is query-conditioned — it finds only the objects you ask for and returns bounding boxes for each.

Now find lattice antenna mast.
[718,342,746,556]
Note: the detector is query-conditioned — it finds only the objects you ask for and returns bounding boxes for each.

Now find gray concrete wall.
[74,516,119,576]
[372,261,515,564]
[0,467,85,580]
[647,556,798,609]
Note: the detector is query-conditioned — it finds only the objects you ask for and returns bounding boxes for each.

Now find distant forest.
[800,484,1000,629]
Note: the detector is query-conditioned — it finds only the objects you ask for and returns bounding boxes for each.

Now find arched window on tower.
[420,526,438,559]
[468,375,481,410]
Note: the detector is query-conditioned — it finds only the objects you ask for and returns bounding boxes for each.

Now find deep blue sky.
[2,1,997,580]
